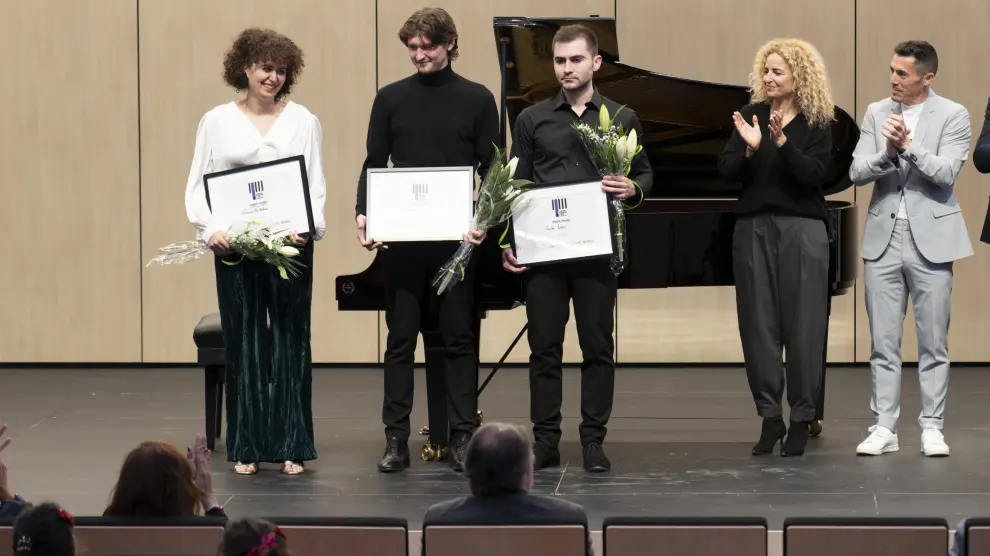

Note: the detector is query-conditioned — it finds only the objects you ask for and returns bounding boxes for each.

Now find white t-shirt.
[184,101,328,242]
[897,101,924,219]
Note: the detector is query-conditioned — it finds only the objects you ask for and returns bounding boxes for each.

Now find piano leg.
[810,292,832,438]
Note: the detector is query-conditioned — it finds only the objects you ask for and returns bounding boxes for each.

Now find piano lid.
[493,16,860,198]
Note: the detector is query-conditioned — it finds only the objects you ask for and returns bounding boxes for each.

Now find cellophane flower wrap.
[146,220,306,280]
[431,145,533,295]
[571,104,643,276]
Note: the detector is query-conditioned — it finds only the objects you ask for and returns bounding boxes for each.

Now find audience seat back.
[71,517,226,556]
[424,524,585,556]
[0,521,12,556]
[784,517,949,556]
[603,517,767,556]
[964,518,990,555]
[269,517,408,556]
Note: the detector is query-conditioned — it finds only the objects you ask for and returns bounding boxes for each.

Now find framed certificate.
[203,155,315,237]
[365,166,475,242]
[510,178,616,266]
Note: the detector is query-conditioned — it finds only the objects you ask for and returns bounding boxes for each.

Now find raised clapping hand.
[732,111,762,150]
[0,424,11,502]
[186,433,216,511]
[356,215,385,251]
[881,114,911,155]
[768,110,787,146]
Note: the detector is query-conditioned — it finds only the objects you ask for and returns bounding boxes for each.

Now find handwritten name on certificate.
[365,166,475,242]
[511,180,615,266]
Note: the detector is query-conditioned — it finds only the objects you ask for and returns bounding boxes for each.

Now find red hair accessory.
[57,508,74,526]
[246,532,279,556]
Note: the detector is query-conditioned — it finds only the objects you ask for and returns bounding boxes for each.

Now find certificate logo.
[248,180,265,200]
[412,183,428,201]
[551,197,568,217]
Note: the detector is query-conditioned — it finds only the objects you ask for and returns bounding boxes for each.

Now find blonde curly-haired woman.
[717,38,836,457]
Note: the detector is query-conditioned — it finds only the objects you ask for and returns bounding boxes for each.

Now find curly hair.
[398,8,459,61]
[222,28,305,101]
[748,38,835,128]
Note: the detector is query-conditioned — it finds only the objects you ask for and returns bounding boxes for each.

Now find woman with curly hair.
[184,28,326,475]
[717,38,836,457]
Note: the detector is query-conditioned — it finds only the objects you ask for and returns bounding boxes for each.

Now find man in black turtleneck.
[355,7,499,473]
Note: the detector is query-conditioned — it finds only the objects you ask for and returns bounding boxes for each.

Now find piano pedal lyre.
[419,425,430,436]
[809,420,823,437]
[421,442,447,461]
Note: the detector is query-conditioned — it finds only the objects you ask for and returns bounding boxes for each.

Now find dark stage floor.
[1,365,987,535]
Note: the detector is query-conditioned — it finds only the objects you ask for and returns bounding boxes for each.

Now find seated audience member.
[11,502,76,556]
[103,435,226,518]
[218,518,288,556]
[950,519,965,556]
[422,422,592,556]
[0,424,29,518]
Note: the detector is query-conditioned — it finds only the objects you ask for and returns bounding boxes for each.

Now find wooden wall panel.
[375,0,615,364]
[139,0,379,363]
[0,1,141,362]
[854,1,990,363]
[614,0,857,363]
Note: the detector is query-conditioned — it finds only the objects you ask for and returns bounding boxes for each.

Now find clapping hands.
[732,111,762,150]
[882,114,911,155]
[186,434,216,510]
[768,110,787,146]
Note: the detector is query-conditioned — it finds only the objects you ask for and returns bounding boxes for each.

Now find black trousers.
[732,213,829,423]
[525,258,616,447]
[382,242,478,442]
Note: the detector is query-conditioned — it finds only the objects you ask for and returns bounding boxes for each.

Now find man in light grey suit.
[849,40,972,457]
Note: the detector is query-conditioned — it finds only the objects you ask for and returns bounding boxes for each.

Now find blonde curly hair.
[748,38,835,128]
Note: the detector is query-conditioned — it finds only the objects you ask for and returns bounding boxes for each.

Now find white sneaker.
[856,425,899,455]
[921,427,949,457]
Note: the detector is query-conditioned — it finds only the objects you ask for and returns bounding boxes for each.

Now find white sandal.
[234,462,257,475]
[282,460,304,475]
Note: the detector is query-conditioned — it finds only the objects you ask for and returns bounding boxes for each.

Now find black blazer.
[421,492,592,556]
[973,96,990,174]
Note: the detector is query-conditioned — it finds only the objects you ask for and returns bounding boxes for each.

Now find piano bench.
[194,313,225,452]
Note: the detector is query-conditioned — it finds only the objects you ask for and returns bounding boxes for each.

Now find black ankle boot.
[752,417,787,455]
[781,420,810,456]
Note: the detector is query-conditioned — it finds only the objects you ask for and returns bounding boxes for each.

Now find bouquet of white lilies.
[147,220,306,280]
[572,104,644,276]
[431,145,533,295]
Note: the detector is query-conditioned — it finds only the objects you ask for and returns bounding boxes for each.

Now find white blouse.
[184,100,327,242]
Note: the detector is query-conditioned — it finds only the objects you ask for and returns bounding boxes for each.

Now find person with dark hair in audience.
[103,435,226,519]
[218,518,289,556]
[421,422,592,556]
[11,502,76,556]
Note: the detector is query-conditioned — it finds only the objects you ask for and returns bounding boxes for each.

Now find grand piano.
[336,15,860,460]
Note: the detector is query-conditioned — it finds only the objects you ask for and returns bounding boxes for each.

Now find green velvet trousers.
[213,243,317,464]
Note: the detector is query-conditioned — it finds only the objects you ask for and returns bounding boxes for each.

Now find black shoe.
[450,432,471,472]
[377,435,410,472]
[752,417,787,455]
[533,441,561,470]
[583,443,611,472]
[781,420,809,457]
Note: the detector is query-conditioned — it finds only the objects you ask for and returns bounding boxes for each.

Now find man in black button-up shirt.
[501,24,653,473]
